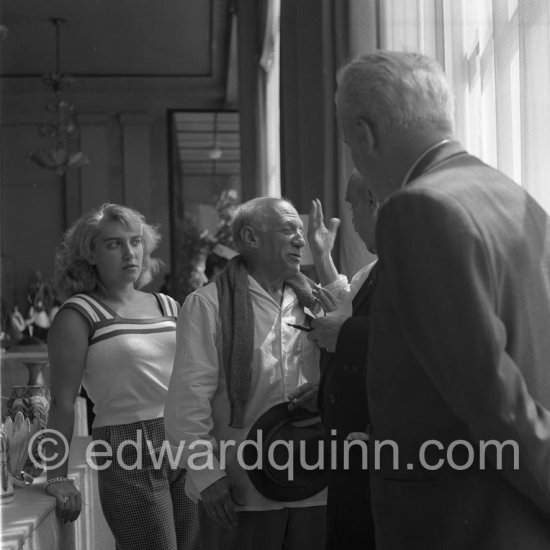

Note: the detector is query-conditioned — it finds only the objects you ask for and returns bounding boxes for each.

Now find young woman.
[44,203,199,550]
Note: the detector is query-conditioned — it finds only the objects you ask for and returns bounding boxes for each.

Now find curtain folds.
[260,0,282,197]
[279,0,338,213]
[518,0,550,213]
[337,0,379,277]
[236,0,271,200]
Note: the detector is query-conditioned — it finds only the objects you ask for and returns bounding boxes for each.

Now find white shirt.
[324,261,378,316]
[164,276,327,511]
[62,293,179,427]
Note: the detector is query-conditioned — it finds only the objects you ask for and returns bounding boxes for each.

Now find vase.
[23,360,47,387]
[5,385,50,429]
[4,360,51,480]
[5,360,50,428]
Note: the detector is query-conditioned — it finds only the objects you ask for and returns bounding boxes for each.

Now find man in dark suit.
[307,172,378,549]
[313,51,550,549]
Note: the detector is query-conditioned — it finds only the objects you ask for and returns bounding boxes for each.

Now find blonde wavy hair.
[53,203,162,301]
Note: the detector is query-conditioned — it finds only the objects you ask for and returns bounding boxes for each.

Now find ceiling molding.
[0,0,231,85]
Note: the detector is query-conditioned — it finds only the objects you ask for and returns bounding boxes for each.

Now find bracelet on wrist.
[44,476,74,493]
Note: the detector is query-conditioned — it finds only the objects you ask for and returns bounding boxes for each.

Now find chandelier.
[28,17,89,175]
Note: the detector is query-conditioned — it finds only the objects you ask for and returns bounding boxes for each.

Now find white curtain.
[338,0,379,278]
[380,0,550,214]
[260,0,281,198]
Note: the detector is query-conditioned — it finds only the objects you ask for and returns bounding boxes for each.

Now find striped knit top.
[61,292,180,428]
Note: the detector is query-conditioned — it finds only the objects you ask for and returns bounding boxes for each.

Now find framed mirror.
[168,110,241,302]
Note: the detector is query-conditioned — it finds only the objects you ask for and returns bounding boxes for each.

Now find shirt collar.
[247,275,297,311]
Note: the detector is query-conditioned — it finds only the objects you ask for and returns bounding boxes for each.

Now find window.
[379,0,550,213]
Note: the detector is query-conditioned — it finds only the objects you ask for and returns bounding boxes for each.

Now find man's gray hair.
[232,197,293,254]
[336,51,455,136]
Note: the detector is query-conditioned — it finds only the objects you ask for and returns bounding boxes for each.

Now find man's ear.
[356,116,376,153]
[240,225,260,249]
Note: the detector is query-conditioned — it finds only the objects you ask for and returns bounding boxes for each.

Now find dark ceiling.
[0,0,229,76]
[0,0,234,106]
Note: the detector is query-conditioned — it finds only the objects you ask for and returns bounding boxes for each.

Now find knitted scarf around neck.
[215,255,318,427]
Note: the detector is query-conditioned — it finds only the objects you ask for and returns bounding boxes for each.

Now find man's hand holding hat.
[288,382,318,411]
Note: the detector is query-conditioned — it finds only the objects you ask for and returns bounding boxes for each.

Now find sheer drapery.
[236,0,281,199]
[261,0,282,197]
[337,0,379,278]
[380,0,550,214]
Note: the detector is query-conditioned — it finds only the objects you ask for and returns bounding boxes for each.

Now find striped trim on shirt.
[61,293,180,345]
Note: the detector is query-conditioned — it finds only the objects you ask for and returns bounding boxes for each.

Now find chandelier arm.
[55,20,60,75]
[28,17,89,176]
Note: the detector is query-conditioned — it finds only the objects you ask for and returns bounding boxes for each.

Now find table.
[1,437,115,550]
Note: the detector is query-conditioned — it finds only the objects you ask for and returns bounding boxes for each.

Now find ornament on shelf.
[1,412,42,487]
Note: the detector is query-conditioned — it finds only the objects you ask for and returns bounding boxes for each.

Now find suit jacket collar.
[404,140,466,187]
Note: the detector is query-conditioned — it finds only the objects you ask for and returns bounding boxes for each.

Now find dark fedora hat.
[242,402,329,502]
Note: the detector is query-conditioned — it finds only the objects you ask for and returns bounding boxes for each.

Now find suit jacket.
[368,141,550,549]
[318,263,377,441]
[318,266,377,550]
